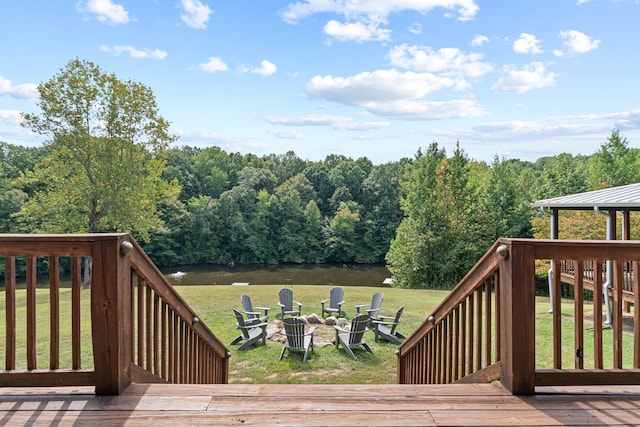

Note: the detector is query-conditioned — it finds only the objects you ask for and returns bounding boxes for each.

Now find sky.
[1,0,640,165]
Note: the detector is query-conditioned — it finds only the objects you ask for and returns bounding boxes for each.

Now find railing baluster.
[613,261,624,369]
[71,256,82,370]
[145,284,152,371]
[137,275,145,367]
[635,261,640,369]
[49,256,60,370]
[161,300,167,379]
[468,293,475,376]
[26,256,37,370]
[593,261,604,369]
[485,279,492,367]
[475,287,482,372]
[575,260,584,370]
[552,258,562,369]
[453,306,460,381]
[460,299,467,378]
[495,272,501,362]
[5,256,16,371]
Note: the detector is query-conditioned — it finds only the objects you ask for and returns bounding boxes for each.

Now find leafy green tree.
[237,166,278,193]
[16,58,179,239]
[587,129,639,189]
[191,146,233,198]
[248,190,276,263]
[325,204,360,263]
[302,200,325,263]
[386,143,448,288]
[270,190,306,263]
[275,173,316,205]
[537,153,587,198]
[303,164,334,216]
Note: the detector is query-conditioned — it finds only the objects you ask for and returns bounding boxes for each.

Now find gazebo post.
[548,209,559,313]
[595,207,616,325]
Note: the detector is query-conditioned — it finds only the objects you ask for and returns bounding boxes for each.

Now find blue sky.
[1,0,639,164]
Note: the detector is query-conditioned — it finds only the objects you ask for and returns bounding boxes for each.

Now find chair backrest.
[282,317,306,349]
[348,314,370,345]
[279,288,294,311]
[233,309,250,338]
[389,306,404,334]
[329,287,344,309]
[241,294,255,318]
[369,292,384,318]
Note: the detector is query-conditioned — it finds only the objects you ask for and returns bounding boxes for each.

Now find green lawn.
[177,284,448,384]
[0,284,634,385]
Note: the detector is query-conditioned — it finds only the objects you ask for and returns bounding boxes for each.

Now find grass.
[0,284,635,385]
[178,284,448,384]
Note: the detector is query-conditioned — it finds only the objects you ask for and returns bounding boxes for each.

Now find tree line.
[2,59,639,289]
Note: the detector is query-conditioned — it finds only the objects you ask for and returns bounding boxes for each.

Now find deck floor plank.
[0,383,639,426]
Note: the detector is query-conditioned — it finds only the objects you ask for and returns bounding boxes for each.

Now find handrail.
[398,238,640,395]
[0,234,230,394]
[397,240,502,385]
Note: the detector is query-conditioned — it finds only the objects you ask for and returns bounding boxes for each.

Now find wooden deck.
[1,383,639,426]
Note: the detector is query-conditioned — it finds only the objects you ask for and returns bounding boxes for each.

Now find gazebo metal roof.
[532,182,640,211]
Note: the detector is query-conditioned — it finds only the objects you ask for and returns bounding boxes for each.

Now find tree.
[16,58,180,239]
[587,129,639,189]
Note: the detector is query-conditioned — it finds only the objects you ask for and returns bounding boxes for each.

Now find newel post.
[91,235,133,395]
[498,241,536,395]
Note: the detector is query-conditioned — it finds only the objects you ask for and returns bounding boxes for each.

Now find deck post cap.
[496,244,509,259]
[120,241,134,256]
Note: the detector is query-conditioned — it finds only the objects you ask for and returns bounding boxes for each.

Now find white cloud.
[265,114,390,130]
[180,0,213,29]
[513,33,543,54]
[306,69,487,120]
[471,34,489,47]
[78,0,130,25]
[408,23,422,35]
[324,19,391,42]
[282,0,479,43]
[365,99,487,120]
[0,109,24,126]
[307,69,458,105]
[100,45,168,60]
[492,62,557,93]
[388,44,493,78]
[272,129,303,139]
[0,77,38,101]
[282,0,480,24]
[559,30,601,54]
[251,60,278,76]
[198,57,228,73]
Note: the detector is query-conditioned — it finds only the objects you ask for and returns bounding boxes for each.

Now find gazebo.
[532,182,640,322]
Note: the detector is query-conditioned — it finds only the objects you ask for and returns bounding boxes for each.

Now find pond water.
[161,264,393,287]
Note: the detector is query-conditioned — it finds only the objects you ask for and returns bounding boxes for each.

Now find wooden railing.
[561,259,635,312]
[397,238,640,394]
[0,234,229,395]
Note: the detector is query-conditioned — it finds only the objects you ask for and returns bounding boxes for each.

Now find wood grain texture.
[0,383,638,426]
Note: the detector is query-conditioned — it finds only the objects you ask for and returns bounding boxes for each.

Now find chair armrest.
[293,301,303,307]
[239,322,268,330]
[354,304,367,313]
[277,302,285,308]
[307,326,317,335]
[372,319,396,325]
[244,310,261,316]
[254,306,270,312]
[320,299,328,304]
[333,325,348,333]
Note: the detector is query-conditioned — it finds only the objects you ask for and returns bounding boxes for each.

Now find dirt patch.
[267,318,343,347]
